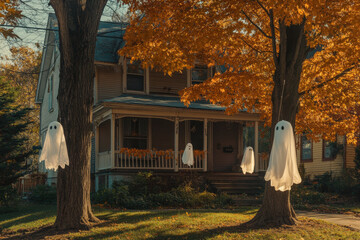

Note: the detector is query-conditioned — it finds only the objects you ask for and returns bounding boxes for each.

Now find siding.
[149,69,187,95]
[296,136,344,178]
[346,143,356,169]
[96,65,122,101]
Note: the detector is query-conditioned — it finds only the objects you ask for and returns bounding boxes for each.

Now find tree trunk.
[49,0,108,230]
[247,20,309,227]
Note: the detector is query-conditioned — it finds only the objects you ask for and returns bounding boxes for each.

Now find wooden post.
[174,117,179,172]
[95,124,99,172]
[111,114,115,168]
[203,118,208,172]
[237,122,244,162]
[255,121,259,172]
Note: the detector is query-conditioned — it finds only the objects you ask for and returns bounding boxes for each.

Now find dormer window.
[126,59,144,92]
[191,64,208,85]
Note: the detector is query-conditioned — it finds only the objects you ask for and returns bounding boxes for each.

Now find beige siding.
[296,136,344,178]
[96,65,122,101]
[149,69,187,95]
[346,144,356,169]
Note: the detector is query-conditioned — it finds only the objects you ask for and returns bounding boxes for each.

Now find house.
[35,14,357,192]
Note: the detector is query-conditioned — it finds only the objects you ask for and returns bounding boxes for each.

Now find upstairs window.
[301,135,312,162]
[323,140,337,161]
[126,59,144,92]
[123,117,148,149]
[191,64,208,85]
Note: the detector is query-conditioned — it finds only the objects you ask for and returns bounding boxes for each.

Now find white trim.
[203,118,208,172]
[146,67,150,95]
[174,117,179,172]
[111,114,115,168]
[254,121,259,172]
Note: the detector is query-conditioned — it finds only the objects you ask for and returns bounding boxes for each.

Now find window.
[191,64,208,85]
[301,135,312,162]
[126,59,144,92]
[323,140,336,161]
[48,75,53,112]
[123,117,148,149]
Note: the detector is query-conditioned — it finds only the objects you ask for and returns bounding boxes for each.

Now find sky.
[0,0,128,63]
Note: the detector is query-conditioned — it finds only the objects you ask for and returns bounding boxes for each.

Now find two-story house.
[36,14,357,192]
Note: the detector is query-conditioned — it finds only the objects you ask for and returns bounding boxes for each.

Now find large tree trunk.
[247,20,309,227]
[49,0,107,230]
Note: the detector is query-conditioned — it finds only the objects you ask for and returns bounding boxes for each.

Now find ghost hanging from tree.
[39,121,69,170]
[182,143,194,166]
[241,146,255,174]
[264,120,301,191]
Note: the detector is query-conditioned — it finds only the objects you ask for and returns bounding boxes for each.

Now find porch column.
[254,121,259,172]
[174,117,179,172]
[95,124,99,172]
[111,114,115,168]
[203,118,208,172]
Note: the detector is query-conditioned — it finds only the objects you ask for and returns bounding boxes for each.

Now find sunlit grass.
[1,203,360,240]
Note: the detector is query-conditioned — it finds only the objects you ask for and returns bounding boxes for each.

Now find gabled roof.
[36,14,126,103]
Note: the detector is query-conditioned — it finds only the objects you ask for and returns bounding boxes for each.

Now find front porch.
[94,110,269,174]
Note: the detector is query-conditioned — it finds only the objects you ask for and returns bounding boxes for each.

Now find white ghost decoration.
[39,121,69,170]
[264,120,301,191]
[182,143,194,166]
[241,146,255,174]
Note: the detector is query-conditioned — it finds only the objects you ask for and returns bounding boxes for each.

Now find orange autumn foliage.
[0,0,22,39]
[120,0,360,144]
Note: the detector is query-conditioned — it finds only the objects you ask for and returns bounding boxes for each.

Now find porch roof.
[100,94,241,112]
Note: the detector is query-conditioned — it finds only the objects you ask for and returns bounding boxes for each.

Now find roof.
[100,94,231,111]
[36,14,126,103]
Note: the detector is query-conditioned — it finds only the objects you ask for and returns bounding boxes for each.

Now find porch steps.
[206,173,265,195]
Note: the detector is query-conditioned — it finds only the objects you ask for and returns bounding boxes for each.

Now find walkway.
[297,211,360,231]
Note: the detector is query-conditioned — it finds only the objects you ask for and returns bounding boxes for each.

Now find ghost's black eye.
[50,126,52,130]
[54,126,57,129]
[276,126,279,130]
[281,126,284,130]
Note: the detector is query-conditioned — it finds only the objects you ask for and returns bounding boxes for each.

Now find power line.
[0,24,126,39]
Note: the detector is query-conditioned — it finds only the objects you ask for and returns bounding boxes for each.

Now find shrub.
[313,170,358,195]
[291,186,326,206]
[0,186,19,213]
[28,184,57,203]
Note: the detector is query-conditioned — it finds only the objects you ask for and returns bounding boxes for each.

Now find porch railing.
[258,153,269,171]
[98,151,112,170]
[114,149,204,170]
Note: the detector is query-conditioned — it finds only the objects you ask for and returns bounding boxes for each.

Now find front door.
[213,122,238,172]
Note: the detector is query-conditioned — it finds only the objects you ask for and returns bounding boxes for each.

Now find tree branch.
[241,10,271,39]
[256,0,270,17]
[299,66,356,96]
[238,36,272,54]
[269,9,278,69]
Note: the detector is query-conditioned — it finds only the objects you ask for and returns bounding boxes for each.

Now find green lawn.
[1,203,360,239]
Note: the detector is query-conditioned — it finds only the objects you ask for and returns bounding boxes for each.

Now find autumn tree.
[0,46,42,168]
[120,0,360,226]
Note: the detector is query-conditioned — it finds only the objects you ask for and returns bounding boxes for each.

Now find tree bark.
[49,0,108,230]
[247,20,309,227]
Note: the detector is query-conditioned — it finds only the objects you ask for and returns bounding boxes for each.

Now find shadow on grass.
[0,204,56,230]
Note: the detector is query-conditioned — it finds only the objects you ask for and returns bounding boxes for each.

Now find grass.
[1,203,360,239]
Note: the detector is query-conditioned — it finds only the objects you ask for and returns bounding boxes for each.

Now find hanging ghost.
[241,146,255,174]
[182,143,194,166]
[264,120,301,191]
[39,121,69,170]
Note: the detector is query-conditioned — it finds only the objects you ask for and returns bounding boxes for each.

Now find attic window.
[191,64,208,85]
[126,59,144,92]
